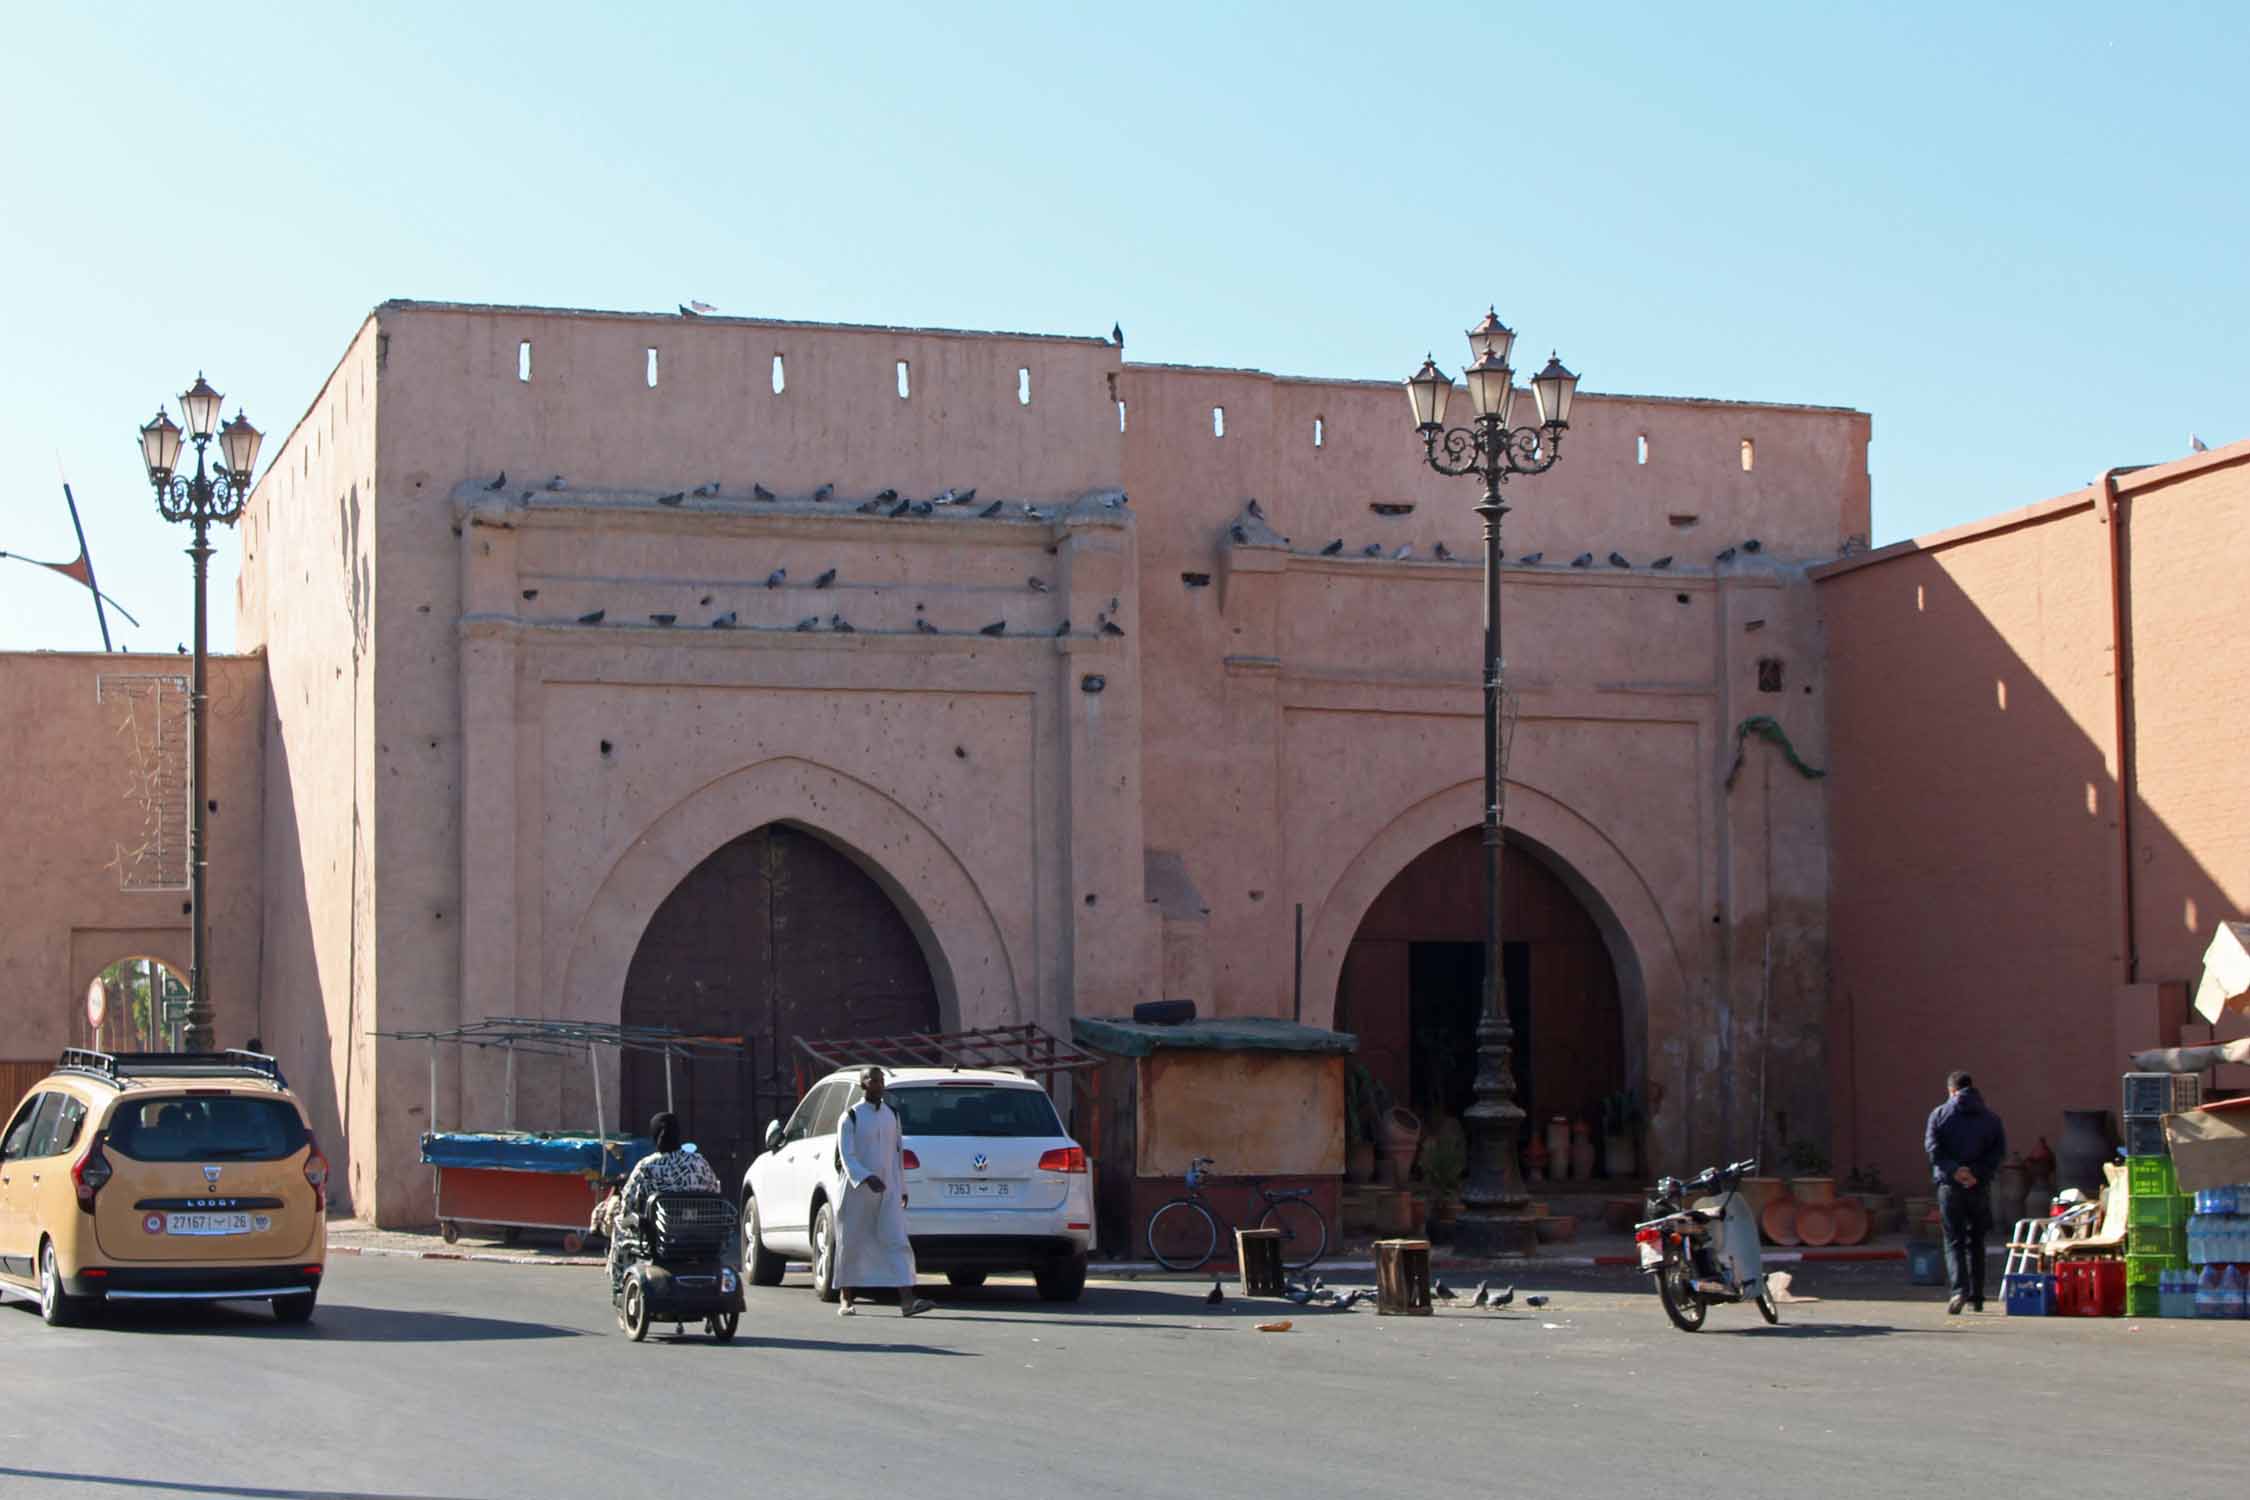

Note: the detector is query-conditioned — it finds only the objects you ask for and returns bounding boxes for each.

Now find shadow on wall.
[1824,539,2235,1194]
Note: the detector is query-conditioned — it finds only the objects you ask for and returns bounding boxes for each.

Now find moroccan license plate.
[942,1181,1012,1199]
[164,1212,257,1236]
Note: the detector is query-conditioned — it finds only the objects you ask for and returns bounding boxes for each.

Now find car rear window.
[106,1095,307,1162]
[889,1085,1061,1139]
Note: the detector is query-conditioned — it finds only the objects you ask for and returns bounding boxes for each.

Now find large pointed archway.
[1336,828,1629,1176]
[620,823,940,1188]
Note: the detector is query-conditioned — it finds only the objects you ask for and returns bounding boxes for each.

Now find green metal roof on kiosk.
[1070,1016,1357,1058]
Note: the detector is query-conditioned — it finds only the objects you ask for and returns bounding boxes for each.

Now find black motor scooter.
[611,1189,745,1342]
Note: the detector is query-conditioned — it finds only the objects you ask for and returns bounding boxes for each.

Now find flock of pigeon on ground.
[1205,1275,1549,1314]
[488,472,1769,638]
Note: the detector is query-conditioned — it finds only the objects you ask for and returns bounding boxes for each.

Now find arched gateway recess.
[621,823,939,1187]
[1337,829,1632,1179]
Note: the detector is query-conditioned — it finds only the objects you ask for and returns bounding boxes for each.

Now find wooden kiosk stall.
[1071,1015,1353,1261]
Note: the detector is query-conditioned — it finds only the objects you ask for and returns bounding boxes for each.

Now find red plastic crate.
[2056,1258,2126,1317]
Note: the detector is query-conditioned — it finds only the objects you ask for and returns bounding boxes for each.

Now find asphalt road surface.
[1,1257,2242,1499]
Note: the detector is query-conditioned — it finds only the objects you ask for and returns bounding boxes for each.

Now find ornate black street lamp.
[138,375,263,1053]
[1405,311,1578,1257]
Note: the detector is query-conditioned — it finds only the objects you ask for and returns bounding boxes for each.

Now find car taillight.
[901,1148,920,1171]
[304,1132,330,1210]
[73,1133,113,1212]
[1037,1146,1087,1174]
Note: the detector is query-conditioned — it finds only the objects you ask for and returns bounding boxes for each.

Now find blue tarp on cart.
[420,1130,655,1180]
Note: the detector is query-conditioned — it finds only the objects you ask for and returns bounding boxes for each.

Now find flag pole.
[59,469,113,651]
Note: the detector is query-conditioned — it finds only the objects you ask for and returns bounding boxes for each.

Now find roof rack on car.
[54,1048,289,1088]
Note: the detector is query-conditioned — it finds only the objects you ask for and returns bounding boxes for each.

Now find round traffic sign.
[86,977,107,1032]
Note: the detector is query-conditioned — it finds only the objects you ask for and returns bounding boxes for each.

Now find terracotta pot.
[1569,1122,1596,1182]
[1991,1158,2028,1226]
[2023,1136,2056,1186]
[1760,1196,1801,1246]
[1828,1195,1871,1246]
[1853,1191,1898,1235]
[1345,1141,1377,1185]
[1525,1134,1550,1184]
[1791,1176,1837,1206]
[1376,1106,1422,1154]
[1737,1176,1786,1218]
[2057,1110,2115,1197]
[1544,1117,1571,1178]
[1795,1202,1838,1247]
[1533,1214,1577,1244]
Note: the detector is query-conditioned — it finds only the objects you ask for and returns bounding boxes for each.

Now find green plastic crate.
[2125,1284,2162,1318]
[2127,1224,2184,1258]
[2126,1155,2177,1197]
[2127,1192,2191,1228]
[2125,1253,2181,1287]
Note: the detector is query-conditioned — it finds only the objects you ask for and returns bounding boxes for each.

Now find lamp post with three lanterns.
[137,376,263,1053]
[1404,311,1578,1256]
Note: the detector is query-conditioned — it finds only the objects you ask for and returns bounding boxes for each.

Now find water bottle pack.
[2190,1263,2249,1319]
[2187,1183,2250,1266]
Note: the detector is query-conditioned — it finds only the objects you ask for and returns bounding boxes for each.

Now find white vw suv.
[740,1068,1093,1302]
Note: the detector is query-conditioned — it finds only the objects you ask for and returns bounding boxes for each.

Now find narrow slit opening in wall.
[772,354,786,394]
[1313,416,1324,448]
[1668,513,1699,528]
[517,341,531,382]
[1018,368,1031,406]
[1740,438,1755,471]
[1118,400,1127,433]
[1213,406,1226,438]
[1636,434,1648,465]
[645,348,659,388]
[897,360,911,399]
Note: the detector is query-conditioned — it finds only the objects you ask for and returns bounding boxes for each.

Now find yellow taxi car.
[0,1049,329,1326]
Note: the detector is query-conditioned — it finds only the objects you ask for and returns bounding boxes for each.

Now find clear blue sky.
[2,1,2241,653]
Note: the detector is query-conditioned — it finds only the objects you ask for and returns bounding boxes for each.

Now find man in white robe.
[834,1067,933,1317]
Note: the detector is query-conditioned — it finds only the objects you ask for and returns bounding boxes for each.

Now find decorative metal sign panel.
[97,674,190,891]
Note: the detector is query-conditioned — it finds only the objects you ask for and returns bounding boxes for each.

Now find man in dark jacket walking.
[1926,1071,2007,1314]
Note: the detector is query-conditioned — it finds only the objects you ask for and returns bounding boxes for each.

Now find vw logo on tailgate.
[972,1153,988,1173]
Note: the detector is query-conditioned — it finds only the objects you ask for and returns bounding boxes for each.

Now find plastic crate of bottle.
[2003,1272,2054,1316]
[2057,1258,2126,1316]
[2125,1284,2162,1318]
[2123,1072,2203,1118]
[2123,1253,2177,1288]
[2123,1117,2170,1157]
[2126,1155,2179,1198]
[2127,1191,2190,1228]
[2127,1224,2185,1259]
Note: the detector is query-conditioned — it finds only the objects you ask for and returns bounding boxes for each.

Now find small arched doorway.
[620,823,939,1187]
[1337,829,1631,1179]
[86,957,192,1052]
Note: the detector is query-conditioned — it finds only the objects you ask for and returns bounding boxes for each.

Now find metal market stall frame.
[375,1018,752,1249]
[789,1024,1105,1163]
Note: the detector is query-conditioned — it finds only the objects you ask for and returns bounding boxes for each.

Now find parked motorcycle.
[1635,1157,1778,1332]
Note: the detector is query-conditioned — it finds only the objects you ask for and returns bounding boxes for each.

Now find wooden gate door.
[621,824,938,1191]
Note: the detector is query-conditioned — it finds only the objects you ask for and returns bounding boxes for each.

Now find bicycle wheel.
[1147,1199,1220,1272]
[1258,1197,1330,1272]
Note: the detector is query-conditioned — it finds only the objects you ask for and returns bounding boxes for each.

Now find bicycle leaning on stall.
[1144,1156,1330,1273]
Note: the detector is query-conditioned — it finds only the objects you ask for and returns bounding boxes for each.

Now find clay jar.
[1376,1107,1422,1188]
[1544,1117,1571,1179]
[1991,1157,2029,1226]
[1569,1120,1596,1181]
[1525,1133,1550,1184]
[2056,1110,2117,1196]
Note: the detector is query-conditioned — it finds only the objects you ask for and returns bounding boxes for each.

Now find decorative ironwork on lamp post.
[138,376,263,1053]
[1404,311,1578,1257]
